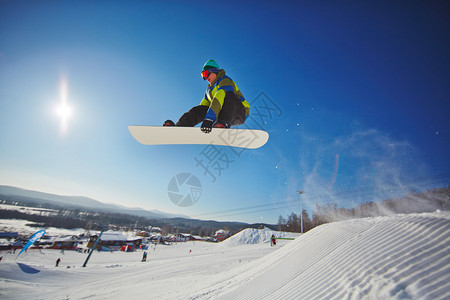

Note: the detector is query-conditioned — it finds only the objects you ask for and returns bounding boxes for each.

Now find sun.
[54,76,72,134]
[56,101,72,127]
[56,101,72,119]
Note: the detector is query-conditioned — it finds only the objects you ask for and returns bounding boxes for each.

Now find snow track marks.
[213,213,450,300]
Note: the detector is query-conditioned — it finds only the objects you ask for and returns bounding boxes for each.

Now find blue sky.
[1,1,449,224]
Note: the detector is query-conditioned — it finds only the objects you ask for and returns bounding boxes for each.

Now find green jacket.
[201,69,250,122]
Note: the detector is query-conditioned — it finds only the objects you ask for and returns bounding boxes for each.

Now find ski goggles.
[201,68,219,80]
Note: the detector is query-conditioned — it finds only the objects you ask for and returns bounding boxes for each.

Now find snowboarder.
[164,59,250,133]
[271,234,277,247]
[56,258,61,267]
[141,251,147,262]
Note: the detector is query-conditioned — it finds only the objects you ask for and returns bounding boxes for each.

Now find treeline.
[157,218,251,237]
[278,186,450,233]
[3,186,448,236]
[0,206,252,237]
[0,209,86,229]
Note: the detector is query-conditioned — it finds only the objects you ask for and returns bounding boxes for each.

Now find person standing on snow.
[141,251,148,262]
[164,59,250,133]
[271,234,277,247]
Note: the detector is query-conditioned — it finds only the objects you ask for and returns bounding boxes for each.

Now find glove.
[201,119,214,134]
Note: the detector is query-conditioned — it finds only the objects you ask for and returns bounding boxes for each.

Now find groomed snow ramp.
[219,227,299,246]
[213,212,450,300]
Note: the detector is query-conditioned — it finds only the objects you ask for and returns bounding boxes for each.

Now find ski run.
[0,211,449,299]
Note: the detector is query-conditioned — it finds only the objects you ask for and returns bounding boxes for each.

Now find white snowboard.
[128,126,269,149]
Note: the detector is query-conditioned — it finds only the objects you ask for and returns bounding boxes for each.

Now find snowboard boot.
[163,120,175,126]
[213,120,230,129]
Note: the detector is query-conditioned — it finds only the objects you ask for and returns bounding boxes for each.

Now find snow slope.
[0,211,448,299]
[211,211,450,299]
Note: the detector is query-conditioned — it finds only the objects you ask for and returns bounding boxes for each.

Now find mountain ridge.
[0,185,189,220]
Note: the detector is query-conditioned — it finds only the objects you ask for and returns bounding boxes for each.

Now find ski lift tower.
[83,226,106,267]
[297,190,305,233]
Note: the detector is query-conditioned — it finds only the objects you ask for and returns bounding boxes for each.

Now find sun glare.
[54,76,72,134]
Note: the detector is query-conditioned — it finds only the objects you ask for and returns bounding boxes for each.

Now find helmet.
[202,59,220,71]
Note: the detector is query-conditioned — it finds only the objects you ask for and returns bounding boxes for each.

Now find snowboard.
[128,126,269,149]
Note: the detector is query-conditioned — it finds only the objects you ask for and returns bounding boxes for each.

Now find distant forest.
[1,186,449,237]
[277,186,450,233]
[0,202,253,237]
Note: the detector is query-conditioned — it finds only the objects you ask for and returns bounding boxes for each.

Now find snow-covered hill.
[0,211,448,299]
[212,211,450,299]
[220,227,299,246]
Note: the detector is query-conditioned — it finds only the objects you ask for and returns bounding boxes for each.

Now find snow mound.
[220,227,298,247]
[215,211,450,299]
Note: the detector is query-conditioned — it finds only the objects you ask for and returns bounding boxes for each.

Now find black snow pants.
[176,92,246,127]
